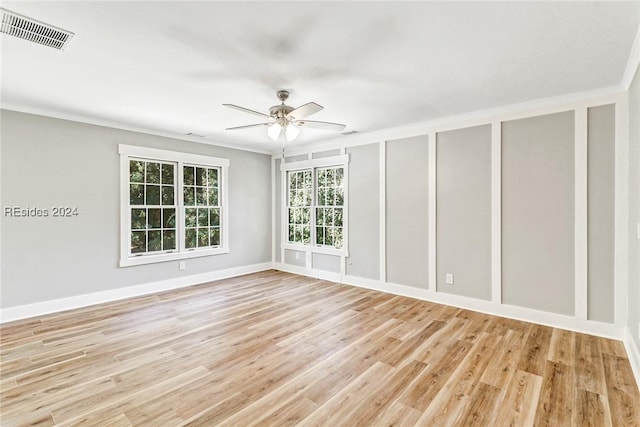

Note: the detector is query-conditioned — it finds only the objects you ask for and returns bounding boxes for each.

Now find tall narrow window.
[316,167,344,248]
[129,159,177,254]
[287,170,312,244]
[120,145,229,267]
[183,165,221,249]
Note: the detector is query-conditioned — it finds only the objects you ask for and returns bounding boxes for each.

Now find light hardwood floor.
[1,270,638,426]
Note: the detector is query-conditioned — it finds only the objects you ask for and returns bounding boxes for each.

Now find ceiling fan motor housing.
[269,104,294,119]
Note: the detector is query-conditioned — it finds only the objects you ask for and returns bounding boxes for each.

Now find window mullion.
[177,161,185,253]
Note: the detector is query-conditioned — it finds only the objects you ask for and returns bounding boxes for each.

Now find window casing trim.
[280,154,349,257]
[119,144,230,267]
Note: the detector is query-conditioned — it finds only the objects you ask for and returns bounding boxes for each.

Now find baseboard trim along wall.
[273,263,621,340]
[624,327,640,387]
[0,263,272,324]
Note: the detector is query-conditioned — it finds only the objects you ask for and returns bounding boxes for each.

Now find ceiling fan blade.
[287,102,323,120]
[223,104,271,118]
[296,120,346,132]
[225,122,271,130]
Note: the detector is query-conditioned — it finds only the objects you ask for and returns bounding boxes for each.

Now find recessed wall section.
[587,104,615,323]
[346,143,380,280]
[436,125,492,300]
[501,111,575,315]
[386,135,429,288]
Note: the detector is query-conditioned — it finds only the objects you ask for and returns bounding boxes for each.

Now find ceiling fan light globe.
[267,123,281,141]
[285,123,300,141]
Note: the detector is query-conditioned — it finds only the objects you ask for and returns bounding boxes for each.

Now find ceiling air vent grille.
[0,8,74,50]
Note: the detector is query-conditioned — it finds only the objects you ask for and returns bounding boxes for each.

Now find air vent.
[0,8,74,50]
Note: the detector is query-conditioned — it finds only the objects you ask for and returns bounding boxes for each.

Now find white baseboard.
[341,274,621,340]
[0,262,272,324]
[623,327,640,387]
[271,263,623,340]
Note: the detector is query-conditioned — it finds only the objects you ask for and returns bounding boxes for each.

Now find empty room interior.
[1,1,640,426]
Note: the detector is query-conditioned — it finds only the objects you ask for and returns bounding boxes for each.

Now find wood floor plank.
[517,323,553,376]
[533,361,575,426]
[603,352,640,426]
[573,388,612,427]
[1,270,638,427]
[494,369,543,427]
[575,332,607,395]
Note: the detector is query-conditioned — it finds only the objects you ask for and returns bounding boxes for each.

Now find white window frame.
[119,144,230,267]
[280,154,349,257]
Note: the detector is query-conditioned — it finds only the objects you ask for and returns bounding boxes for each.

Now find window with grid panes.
[285,166,344,250]
[183,165,221,249]
[316,167,344,248]
[120,144,229,267]
[129,159,177,254]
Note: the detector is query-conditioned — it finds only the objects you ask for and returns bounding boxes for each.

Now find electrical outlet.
[179,261,186,271]
[295,252,300,260]
[445,273,454,285]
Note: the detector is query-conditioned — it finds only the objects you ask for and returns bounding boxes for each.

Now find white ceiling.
[1,1,639,153]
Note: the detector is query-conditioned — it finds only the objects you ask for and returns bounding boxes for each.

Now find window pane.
[197,228,209,247]
[302,208,310,224]
[148,230,162,252]
[209,208,220,227]
[163,208,176,228]
[210,227,220,246]
[317,188,326,206]
[336,189,344,206]
[335,168,344,187]
[326,168,335,186]
[146,185,160,205]
[185,228,197,248]
[196,187,205,206]
[148,208,161,229]
[294,225,302,243]
[208,168,218,187]
[161,186,174,205]
[184,186,195,205]
[197,208,209,227]
[208,188,218,206]
[318,169,326,187]
[130,184,144,205]
[316,208,324,226]
[130,161,144,183]
[196,167,206,186]
[163,230,176,250]
[325,208,334,226]
[161,164,174,185]
[131,208,146,230]
[335,208,343,227]
[184,166,195,185]
[316,227,324,245]
[302,225,310,244]
[288,224,295,242]
[325,227,334,246]
[146,163,160,184]
[334,228,343,248]
[326,188,335,206]
[131,231,146,253]
[185,208,197,227]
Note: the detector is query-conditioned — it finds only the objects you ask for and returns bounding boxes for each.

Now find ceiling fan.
[223,90,346,143]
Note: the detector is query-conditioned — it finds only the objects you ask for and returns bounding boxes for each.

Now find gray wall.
[629,67,640,349]
[1,110,271,308]
[312,253,340,273]
[587,104,615,323]
[284,249,305,267]
[502,112,575,315]
[346,143,380,280]
[385,136,429,288]
[436,125,492,300]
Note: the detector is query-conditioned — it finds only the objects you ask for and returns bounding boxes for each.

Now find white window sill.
[119,247,230,267]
